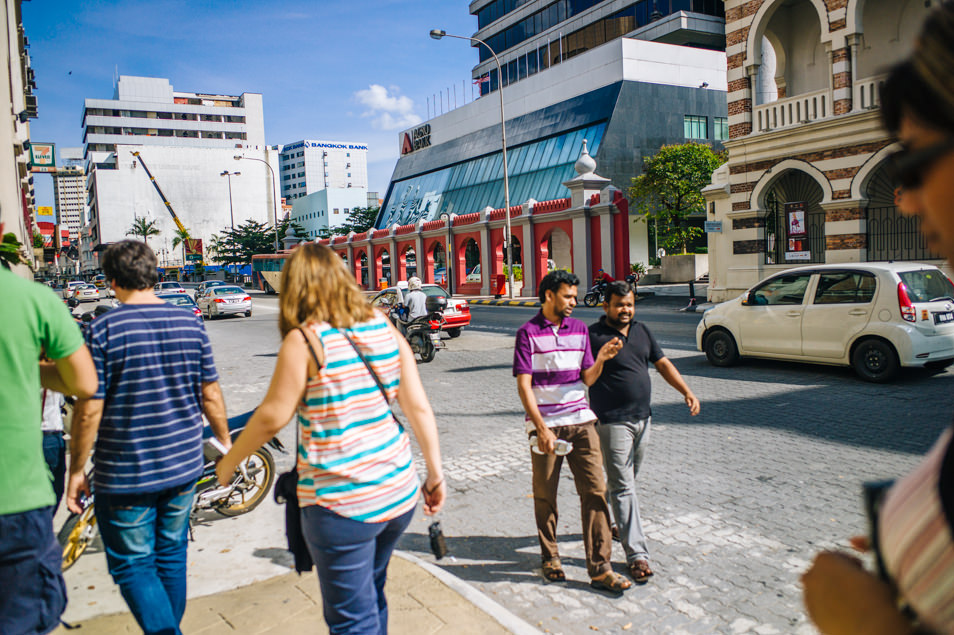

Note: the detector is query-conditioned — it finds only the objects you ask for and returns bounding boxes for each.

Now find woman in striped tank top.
[802,4,954,633]
[218,244,445,634]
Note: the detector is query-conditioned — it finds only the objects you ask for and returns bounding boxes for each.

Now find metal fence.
[764,204,825,265]
[866,206,941,261]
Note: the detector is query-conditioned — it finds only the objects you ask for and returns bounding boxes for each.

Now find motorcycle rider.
[404,277,428,321]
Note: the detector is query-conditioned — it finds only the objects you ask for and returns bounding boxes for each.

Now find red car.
[371,283,470,337]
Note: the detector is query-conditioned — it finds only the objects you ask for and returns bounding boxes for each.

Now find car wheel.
[704,329,739,367]
[925,359,954,372]
[206,306,213,321]
[851,338,899,383]
[447,327,462,338]
[245,310,252,318]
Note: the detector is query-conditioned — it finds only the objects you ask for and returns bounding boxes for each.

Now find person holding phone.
[802,4,954,633]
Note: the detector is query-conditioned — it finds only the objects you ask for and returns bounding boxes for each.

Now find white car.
[466,264,481,283]
[196,286,252,319]
[370,282,471,337]
[62,280,86,299]
[154,281,187,294]
[696,262,954,382]
[74,284,101,303]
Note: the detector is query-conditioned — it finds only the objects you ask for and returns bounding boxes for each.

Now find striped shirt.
[85,303,218,494]
[513,311,596,433]
[879,427,954,633]
[297,314,419,523]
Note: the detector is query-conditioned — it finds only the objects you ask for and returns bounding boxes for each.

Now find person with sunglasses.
[801,3,954,633]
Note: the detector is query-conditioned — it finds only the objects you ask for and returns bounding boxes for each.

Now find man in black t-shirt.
[588,281,700,584]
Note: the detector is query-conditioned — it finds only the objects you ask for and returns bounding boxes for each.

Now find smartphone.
[862,479,895,582]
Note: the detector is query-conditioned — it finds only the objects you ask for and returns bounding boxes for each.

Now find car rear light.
[193,308,201,315]
[243,296,251,301]
[214,298,225,303]
[898,282,916,322]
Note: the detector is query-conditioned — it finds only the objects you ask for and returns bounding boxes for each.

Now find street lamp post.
[234,155,280,252]
[220,170,241,231]
[439,211,453,294]
[430,29,514,299]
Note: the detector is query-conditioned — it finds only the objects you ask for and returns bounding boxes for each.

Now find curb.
[393,551,543,635]
[469,299,541,307]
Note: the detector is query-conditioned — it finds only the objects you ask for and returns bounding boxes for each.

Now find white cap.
[408,277,422,291]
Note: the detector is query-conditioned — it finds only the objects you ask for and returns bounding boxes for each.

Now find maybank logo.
[402,124,431,155]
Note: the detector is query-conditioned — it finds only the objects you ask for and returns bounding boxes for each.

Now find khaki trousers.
[530,421,613,578]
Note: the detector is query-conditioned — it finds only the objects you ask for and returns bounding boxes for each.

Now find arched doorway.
[431,243,447,286]
[762,170,825,264]
[359,252,368,288]
[865,162,940,261]
[546,229,572,271]
[380,249,391,286]
[463,238,480,284]
[401,246,417,280]
[754,1,828,106]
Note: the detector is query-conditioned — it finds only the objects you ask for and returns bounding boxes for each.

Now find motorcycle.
[582,273,641,307]
[57,411,285,571]
[391,295,447,363]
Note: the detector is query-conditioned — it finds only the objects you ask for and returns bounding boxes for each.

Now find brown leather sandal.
[628,559,654,584]
[590,570,632,594]
[542,559,566,582]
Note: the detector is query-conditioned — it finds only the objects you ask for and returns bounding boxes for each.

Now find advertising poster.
[29,142,56,172]
[784,202,810,261]
[185,238,203,263]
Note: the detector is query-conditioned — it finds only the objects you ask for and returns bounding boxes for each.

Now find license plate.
[934,311,954,324]
[227,299,240,304]
[429,333,441,343]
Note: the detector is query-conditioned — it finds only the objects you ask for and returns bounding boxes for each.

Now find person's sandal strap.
[590,571,631,592]
[542,559,566,582]
[629,560,654,584]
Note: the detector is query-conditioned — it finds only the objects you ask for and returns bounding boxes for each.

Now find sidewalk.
[51,551,540,635]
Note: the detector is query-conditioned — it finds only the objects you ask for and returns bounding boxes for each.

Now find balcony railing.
[854,74,886,111]
[754,88,829,133]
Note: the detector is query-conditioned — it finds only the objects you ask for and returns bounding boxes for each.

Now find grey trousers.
[596,418,651,563]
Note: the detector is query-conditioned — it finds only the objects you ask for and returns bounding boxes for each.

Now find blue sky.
[24,0,478,211]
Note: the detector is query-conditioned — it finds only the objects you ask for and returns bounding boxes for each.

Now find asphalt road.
[58,293,954,633]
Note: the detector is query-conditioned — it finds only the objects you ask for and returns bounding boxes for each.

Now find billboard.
[29,142,56,173]
[185,238,203,263]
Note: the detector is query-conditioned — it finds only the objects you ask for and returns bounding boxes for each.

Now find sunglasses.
[890,138,954,190]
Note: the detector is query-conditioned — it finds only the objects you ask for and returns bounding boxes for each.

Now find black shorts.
[0,506,67,634]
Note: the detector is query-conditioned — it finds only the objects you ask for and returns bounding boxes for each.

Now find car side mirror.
[741,291,752,306]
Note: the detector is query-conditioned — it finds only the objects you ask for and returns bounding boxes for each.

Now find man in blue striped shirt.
[67,241,231,635]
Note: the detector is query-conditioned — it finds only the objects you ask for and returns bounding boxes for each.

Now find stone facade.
[704,0,945,302]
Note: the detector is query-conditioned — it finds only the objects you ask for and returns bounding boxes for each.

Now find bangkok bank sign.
[401,124,431,155]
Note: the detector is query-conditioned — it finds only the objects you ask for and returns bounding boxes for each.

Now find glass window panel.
[528,49,538,75]
[518,54,528,81]
[525,142,542,172]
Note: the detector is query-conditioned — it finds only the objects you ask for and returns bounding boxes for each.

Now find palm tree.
[126,216,160,246]
[171,226,191,266]
[206,233,222,264]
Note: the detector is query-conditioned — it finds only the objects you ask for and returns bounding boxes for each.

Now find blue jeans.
[302,504,415,635]
[95,480,196,635]
[0,506,66,635]
[42,431,66,513]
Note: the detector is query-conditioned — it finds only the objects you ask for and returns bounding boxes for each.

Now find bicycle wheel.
[57,502,97,571]
[214,448,275,517]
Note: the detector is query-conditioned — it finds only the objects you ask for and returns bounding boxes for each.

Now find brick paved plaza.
[397,302,954,634]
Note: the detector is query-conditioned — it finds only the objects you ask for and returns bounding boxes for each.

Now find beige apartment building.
[704,0,939,302]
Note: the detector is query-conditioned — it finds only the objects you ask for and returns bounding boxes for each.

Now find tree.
[32,230,45,249]
[0,232,31,269]
[323,206,380,237]
[126,216,161,246]
[216,219,276,268]
[206,233,223,265]
[276,218,307,244]
[171,226,191,264]
[629,143,726,254]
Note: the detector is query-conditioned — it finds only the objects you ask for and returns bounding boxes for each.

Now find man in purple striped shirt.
[514,270,631,593]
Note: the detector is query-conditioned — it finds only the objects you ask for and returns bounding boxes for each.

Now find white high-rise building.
[54,147,85,242]
[279,140,368,202]
[80,76,277,272]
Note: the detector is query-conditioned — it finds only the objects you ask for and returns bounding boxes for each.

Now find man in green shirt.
[0,223,97,635]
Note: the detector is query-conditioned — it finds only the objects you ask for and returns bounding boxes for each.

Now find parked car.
[466,264,481,283]
[196,286,252,319]
[371,282,470,337]
[194,280,227,300]
[62,280,86,299]
[154,281,187,294]
[73,284,101,303]
[696,262,954,382]
[157,292,202,318]
[92,274,108,289]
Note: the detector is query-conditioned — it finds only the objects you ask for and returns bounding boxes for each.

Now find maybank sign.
[401,124,431,155]
[283,141,368,152]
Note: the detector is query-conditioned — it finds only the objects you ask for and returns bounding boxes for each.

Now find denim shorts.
[0,506,67,635]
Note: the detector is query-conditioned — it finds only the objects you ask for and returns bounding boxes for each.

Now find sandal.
[590,570,632,594]
[542,559,566,582]
[628,559,654,584]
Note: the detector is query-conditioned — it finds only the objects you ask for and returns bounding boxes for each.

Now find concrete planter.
[660,254,708,283]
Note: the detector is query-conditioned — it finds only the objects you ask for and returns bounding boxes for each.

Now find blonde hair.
[278,243,374,337]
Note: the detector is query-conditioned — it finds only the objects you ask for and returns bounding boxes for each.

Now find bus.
[251,253,287,294]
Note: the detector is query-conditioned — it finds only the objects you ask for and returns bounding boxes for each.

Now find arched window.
[865,163,940,261]
[762,170,825,264]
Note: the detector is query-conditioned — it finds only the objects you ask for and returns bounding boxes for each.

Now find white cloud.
[354,84,421,131]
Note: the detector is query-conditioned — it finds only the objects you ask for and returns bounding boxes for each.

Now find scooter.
[57,411,285,571]
[582,274,641,307]
[392,295,447,363]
